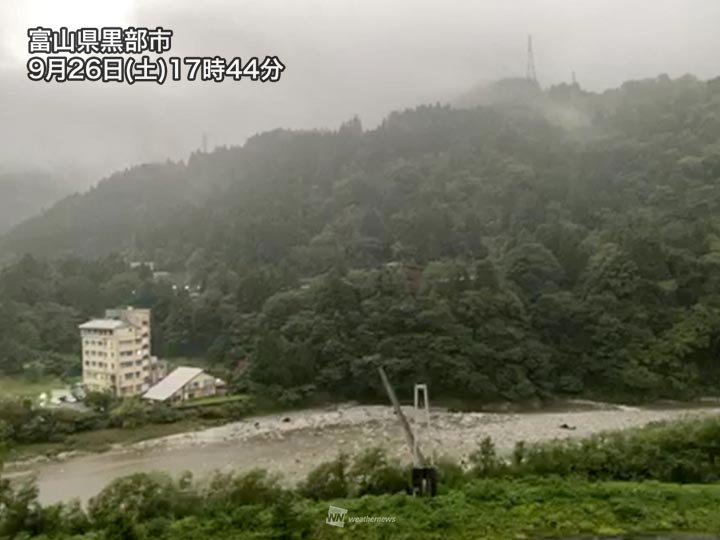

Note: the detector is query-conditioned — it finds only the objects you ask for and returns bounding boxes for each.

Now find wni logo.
[326,505,348,527]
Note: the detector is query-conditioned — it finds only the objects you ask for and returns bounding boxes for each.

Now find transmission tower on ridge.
[526,34,538,84]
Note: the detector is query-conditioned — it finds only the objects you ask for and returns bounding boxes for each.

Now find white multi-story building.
[80,307,166,397]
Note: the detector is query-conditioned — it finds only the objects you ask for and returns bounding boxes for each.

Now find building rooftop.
[78,319,127,330]
[143,367,204,401]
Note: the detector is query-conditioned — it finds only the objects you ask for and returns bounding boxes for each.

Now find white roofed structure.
[143,367,218,402]
[78,319,127,330]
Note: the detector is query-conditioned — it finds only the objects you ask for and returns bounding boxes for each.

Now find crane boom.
[377,366,425,467]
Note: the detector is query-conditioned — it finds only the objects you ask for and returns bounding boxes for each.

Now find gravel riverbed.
[7,402,720,504]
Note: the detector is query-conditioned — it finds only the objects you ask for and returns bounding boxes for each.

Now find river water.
[6,403,720,505]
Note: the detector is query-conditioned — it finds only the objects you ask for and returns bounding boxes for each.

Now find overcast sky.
[1,0,719,185]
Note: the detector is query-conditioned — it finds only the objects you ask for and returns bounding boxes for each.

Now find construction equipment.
[377,366,437,496]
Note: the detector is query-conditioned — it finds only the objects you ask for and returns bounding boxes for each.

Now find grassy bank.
[293,478,720,539]
[8,475,720,539]
[6,394,286,462]
[6,418,221,461]
[7,415,720,538]
[5,395,254,462]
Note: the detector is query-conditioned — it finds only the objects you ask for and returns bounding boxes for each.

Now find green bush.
[108,398,152,429]
[469,436,507,477]
[513,416,720,483]
[435,456,466,490]
[347,447,408,496]
[0,480,46,538]
[297,453,350,500]
[88,473,190,527]
[203,469,285,510]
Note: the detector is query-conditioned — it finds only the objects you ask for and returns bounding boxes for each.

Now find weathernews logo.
[326,505,348,527]
[325,505,396,527]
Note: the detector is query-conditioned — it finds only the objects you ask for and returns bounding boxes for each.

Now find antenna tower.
[526,34,537,84]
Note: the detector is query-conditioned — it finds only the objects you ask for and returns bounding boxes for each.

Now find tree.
[85,391,114,413]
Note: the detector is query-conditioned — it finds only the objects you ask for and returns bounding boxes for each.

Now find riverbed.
[6,402,720,505]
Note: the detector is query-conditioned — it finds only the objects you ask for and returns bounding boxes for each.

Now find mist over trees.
[0,172,71,236]
[2,74,720,403]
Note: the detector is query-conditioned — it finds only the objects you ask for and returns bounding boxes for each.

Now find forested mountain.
[0,172,68,236]
[3,74,720,404]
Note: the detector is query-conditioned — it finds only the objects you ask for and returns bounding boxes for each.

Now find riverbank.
[3,393,255,462]
[6,402,720,504]
[299,478,720,539]
[8,396,720,463]
[7,415,720,539]
[6,418,222,463]
[10,473,720,539]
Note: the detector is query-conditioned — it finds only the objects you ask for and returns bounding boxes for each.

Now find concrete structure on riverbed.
[80,307,167,397]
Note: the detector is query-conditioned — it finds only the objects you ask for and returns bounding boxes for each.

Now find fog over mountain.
[5,4,720,535]
[0,0,719,185]
[0,172,68,234]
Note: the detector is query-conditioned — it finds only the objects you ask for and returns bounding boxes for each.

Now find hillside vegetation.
[3,75,720,403]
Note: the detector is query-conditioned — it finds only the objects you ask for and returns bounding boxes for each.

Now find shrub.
[203,469,285,510]
[347,448,408,496]
[469,436,507,477]
[0,480,46,538]
[512,416,720,483]
[297,453,350,500]
[270,491,312,538]
[108,398,151,429]
[88,473,187,527]
[435,456,467,490]
[85,392,114,413]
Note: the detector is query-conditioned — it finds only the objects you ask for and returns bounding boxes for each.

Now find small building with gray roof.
[143,366,220,402]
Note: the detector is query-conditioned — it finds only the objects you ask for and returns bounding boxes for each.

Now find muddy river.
[6,403,720,505]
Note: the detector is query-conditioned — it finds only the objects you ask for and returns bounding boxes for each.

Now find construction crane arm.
[377,366,425,467]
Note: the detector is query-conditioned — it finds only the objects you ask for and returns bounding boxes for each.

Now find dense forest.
[2,74,720,404]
